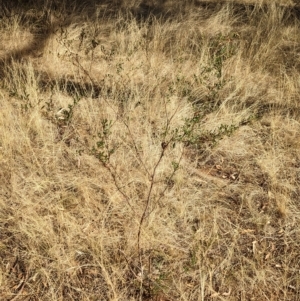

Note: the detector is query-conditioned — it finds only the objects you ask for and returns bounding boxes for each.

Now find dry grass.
[0,0,300,300]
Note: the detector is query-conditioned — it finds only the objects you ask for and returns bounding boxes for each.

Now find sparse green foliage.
[92,119,115,164]
[210,32,239,78]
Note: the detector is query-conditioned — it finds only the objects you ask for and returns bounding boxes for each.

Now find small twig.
[150,151,184,213]
[122,120,151,178]
[119,250,140,279]
[8,273,28,301]
[102,162,136,214]
[137,141,169,273]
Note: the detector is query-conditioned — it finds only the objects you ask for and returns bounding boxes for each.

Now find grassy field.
[0,0,300,300]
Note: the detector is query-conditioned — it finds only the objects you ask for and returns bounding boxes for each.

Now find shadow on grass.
[0,0,299,98]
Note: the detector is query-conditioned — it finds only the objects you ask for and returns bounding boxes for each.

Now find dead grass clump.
[1,0,300,300]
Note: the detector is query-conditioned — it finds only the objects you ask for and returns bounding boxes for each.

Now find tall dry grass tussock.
[0,0,300,300]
